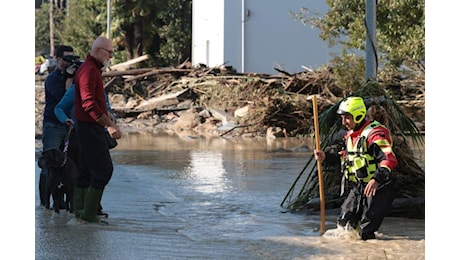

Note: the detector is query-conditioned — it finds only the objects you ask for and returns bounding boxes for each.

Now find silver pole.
[241,0,245,73]
[365,0,377,80]
[107,0,111,39]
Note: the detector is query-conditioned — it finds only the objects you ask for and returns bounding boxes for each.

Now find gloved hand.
[64,64,77,79]
[64,118,75,127]
[372,167,391,184]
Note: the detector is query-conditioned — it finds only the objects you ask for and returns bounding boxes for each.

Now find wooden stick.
[312,95,326,235]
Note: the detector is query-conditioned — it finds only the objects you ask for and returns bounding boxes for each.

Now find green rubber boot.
[73,187,88,219]
[80,186,108,225]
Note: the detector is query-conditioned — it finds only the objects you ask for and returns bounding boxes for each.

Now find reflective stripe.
[374,139,390,146]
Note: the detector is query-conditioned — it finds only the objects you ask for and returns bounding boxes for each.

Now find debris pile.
[97,58,425,138]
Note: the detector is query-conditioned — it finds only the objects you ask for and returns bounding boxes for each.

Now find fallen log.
[133,88,189,112]
[110,54,150,71]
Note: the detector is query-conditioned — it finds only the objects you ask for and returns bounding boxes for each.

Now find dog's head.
[38,149,66,169]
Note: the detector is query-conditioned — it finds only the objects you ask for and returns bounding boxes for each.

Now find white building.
[192,0,338,75]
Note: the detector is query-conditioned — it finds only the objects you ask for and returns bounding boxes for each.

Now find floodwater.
[35,133,426,259]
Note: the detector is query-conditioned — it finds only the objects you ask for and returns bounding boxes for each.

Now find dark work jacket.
[43,68,66,124]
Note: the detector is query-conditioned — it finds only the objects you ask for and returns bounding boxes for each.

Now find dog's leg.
[45,181,52,210]
[67,189,74,213]
[42,167,52,209]
[39,171,48,206]
[52,191,60,214]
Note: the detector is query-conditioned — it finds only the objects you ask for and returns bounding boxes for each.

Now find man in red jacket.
[73,36,122,224]
[314,96,398,240]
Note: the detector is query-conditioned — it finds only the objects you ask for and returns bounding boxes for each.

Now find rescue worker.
[314,96,398,240]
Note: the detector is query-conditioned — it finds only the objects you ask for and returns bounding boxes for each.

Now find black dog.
[38,148,77,214]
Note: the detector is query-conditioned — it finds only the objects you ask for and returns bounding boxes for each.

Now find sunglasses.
[100,47,113,55]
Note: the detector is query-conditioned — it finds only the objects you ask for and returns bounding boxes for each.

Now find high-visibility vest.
[342,121,382,183]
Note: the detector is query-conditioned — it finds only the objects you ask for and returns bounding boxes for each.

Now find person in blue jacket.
[54,84,117,217]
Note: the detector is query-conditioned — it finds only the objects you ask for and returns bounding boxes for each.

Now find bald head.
[91,37,111,53]
[90,36,113,65]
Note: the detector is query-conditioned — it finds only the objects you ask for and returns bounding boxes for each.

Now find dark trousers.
[67,129,79,169]
[337,178,398,236]
[76,121,113,190]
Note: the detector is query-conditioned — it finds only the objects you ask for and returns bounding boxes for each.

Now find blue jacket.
[54,84,116,126]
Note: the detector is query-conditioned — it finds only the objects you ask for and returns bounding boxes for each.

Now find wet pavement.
[33,134,425,259]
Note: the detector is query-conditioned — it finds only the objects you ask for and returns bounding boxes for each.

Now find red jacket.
[340,120,398,171]
[74,55,108,124]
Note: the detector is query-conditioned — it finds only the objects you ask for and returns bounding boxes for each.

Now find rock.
[173,108,199,131]
[234,105,251,118]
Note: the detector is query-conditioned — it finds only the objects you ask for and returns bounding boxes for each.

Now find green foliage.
[57,0,107,58]
[292,0,425,83]
[329,50,366,92]
[111,0,158,63]
[35,0,192,66]
[156,0,192,66]
[34,3,66,55]
[35,4,51,54]
[110,0,191,67]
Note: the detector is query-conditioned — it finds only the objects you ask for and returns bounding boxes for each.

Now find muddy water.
[35,133,425,259]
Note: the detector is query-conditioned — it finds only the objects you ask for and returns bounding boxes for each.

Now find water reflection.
[185,151,228,193]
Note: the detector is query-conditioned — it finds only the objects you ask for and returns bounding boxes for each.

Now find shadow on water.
[35,133,425,259]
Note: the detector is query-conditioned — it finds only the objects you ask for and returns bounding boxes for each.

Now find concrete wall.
[192,0,337,75]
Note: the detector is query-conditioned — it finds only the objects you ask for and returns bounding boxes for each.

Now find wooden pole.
[312,95,326,235]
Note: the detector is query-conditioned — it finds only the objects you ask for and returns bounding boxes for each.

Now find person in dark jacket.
[39,45,76,208]
[314,96,398,240]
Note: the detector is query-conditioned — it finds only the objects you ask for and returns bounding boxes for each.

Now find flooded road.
[35,133,425,259]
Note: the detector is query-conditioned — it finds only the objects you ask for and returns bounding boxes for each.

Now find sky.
[0,0,455,258]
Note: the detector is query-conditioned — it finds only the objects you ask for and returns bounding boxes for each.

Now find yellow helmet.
[336,97,366,124]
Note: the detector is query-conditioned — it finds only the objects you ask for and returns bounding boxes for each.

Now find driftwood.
[110,54,150,71]
[101,61,424,138]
